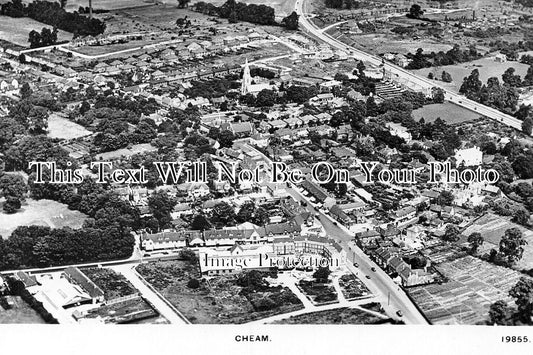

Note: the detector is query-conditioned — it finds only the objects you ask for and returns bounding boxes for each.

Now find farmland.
[0,15,72,47]
[408,256,527,325]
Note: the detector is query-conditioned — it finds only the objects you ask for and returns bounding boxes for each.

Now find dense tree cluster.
[459,69,519,114]
[193,0,276,26]
[489,277,533,325]
[1,0,106,37]
[406,45,481,69]
[28,27,58,48]
[184,76,240,99]
[324,0,361,9]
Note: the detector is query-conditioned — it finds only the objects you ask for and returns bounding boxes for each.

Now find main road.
[295,0,526,132]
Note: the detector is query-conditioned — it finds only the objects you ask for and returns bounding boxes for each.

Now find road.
[294,0,526,132]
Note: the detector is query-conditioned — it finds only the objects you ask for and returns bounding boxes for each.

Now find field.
[82,268,137,301]
[413,56,531,93]
[64,0,156,11]
[0,199,88,238]
[136,260,304,324]
[0,296,46,324]
[47,114,92,140]
[0,15,72,47]
[271,306,393,324]
[462,213,533,271]
[197,0,298,17]
[408,256,526,325]
[412,102,482,124]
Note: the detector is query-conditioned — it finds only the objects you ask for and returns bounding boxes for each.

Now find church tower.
[241,59,252,95]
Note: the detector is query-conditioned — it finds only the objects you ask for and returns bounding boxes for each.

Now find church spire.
[241,58,251,95]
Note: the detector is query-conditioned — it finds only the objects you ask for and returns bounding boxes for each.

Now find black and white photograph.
[0,0,532,354]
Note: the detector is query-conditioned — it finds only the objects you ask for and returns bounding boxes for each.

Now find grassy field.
[0,296,46,324]
[413,56,531,93]
[0,199,87,238]
[47,114,92,140]
[137,260,304,324]
[94,143,157,160]
[271,306,392,324]
[64,0,156,11]
[0,15,72,47]
[412,102,482,124]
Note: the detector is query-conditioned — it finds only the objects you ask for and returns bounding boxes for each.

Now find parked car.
[371,267,376,272]
[353,262,359,267]
[365,275,371,279]
[396,310,403,317]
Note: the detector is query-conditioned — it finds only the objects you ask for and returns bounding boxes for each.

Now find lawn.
[47,113,92,140]
[298,280,339,305]
[0,199,88,238]
[0,15,72,47]
[81,268,137,301]
[94,143,158,161]
[136,261,304,324]
[412,102,482,124]
[64,0,156,11]
[271,306,393,324]
[0,296,46,324]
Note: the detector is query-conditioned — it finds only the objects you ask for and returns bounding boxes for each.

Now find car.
[396,310,403,317]
[371,267,376,272]
[353,262,359,267]
[333,221,338,226]
[365,275,371,279]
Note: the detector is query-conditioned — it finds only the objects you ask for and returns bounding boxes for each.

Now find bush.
[187,278,200,289]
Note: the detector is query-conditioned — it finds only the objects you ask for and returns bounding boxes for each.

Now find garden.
[338,274,371,300]
[81,267,137,301]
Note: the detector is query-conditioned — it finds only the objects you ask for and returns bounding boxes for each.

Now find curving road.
[295,0,526,132]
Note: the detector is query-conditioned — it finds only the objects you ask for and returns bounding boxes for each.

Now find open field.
[0,15,72,47]
[94,143,158,160]
[408,255,527,325]
[413,56,531,93]
[47,114,92,140]
[196,0,298,17]
[412,102,483,124]
[462,213,533,271]
[0,199,88,238]
[65,0,156,11]
[0,296,46,324]
[137,260,304,324]
[271,306,393,324]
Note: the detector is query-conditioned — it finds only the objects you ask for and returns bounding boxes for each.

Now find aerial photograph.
[0,0,533,337]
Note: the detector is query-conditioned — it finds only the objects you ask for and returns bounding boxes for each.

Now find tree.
[459,69,482,100]
[190,214,210,231]
[211,201,236,225]
[512,208,530,226]
[179,248,198,264]
[502,67,522,88]
[408,4,424,19]
[177,0,190,8]
[236,201,255,223]
[499,227,527,265]
[60,0,67,9]
[19,82,32,99]
[488,300,513,325]
[441,71,452,83]
[509,277,533,324]
[218,130,235,148]
[147,191,176,230]
[432,87,445,103]
[0,174,27,200]
[313,267,331,282]
[281,11,299,30]
[522,117,533,136]
[187,278,200,289]
[467,232,484,254]
[3,195,21,213]
[443,224,460,242]
[437,190,454,206]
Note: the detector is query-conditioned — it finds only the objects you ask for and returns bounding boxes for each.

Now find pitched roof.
[64,267,104,299]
